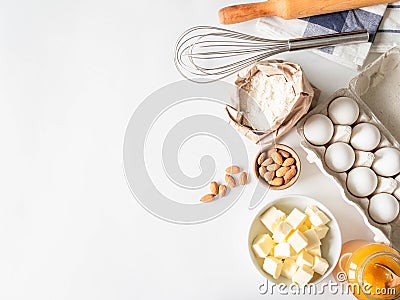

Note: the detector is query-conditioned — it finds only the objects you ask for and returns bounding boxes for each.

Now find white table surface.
[0,1,380,299]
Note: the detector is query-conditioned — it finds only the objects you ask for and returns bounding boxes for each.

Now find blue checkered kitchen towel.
[257,2,400,68]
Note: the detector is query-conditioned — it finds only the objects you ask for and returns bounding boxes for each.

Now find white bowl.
[248,195,342,285]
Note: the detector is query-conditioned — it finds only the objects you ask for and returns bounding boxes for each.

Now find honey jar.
[334,240,400,300]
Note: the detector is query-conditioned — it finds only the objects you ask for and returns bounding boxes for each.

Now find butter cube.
[303,216,312,229]
[313,225,329,240]
[270,246,274,257]
[298,224,308,232]
[274,243,295,259]
[296,250,314,267]
[286,208,307,229]
[313,256,329,275]
[281,258,298,280]
[260,206,286,232]
[263,256,283,279]
[287,230,308,253]
[303,229,321,250]
[272,221,293,243]
[252,234,275,258]
[292,265,314,286]
[305,206,330,227]
[308,245,321,257]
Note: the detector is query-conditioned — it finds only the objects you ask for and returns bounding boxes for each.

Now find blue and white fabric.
[257,3,400,68]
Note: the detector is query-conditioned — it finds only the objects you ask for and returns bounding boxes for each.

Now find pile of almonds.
[200,165,248,203]
[256,148,297,187]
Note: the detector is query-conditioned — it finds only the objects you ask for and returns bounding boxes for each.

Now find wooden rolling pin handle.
[219,0,397,24]
[218,1,278,24]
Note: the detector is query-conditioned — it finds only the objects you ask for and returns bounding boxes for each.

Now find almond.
[263,171,275,182]
[239,172,248,185]
[259,166,267,177]
[225,174,236,188]
[200,194,215,203]
[270,177,284,186]
[276,166,290,177]
[278,149,290,158]
[218,184,227,198]
[210,181,219,195]
[257,152,267,165]
[282,157,295,167]
[283,167,297,183]
[267,164,280,171]
[267,149,277,157]
[225,165,241,174]
[261,157,274,167]
[271,151,283,165]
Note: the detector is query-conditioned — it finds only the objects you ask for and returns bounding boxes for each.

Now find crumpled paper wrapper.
[226,60,320,144]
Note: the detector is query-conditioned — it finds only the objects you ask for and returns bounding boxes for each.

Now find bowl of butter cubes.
[248,195,342,286]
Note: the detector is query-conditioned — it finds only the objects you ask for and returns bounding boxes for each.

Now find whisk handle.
[288,30,369,51]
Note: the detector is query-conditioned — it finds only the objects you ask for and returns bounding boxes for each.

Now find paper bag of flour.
[226,60,319,144]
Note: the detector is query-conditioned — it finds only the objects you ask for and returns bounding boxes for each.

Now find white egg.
[369,193,399,223]
[347,167,378,197]
[325,142,355,172]
[350,123,381,151]
[304,114,334,146]
[372,147,400,177]
[328,97,359,125]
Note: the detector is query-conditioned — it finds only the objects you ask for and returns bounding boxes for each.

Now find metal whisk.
[174,26,369,83]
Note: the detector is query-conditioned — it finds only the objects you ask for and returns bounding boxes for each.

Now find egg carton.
[297,47,400,250]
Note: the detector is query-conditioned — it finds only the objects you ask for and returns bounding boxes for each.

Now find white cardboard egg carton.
[297,47,400,249]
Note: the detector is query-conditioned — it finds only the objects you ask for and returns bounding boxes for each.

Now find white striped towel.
[372,2,400,52]
[257,3,400,69]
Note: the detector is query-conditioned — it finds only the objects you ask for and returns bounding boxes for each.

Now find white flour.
[242,72,296,131]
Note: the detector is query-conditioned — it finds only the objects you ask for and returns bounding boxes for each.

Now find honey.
[334,240,400,300]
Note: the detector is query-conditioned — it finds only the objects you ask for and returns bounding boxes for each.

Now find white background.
[0,0,380,299]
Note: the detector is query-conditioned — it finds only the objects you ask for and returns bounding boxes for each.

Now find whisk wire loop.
[174,26,368,83]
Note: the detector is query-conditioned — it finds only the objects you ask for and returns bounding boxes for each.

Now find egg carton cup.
[297,47,400,249]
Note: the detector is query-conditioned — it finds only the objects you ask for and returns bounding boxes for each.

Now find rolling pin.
[219,0,396,24]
